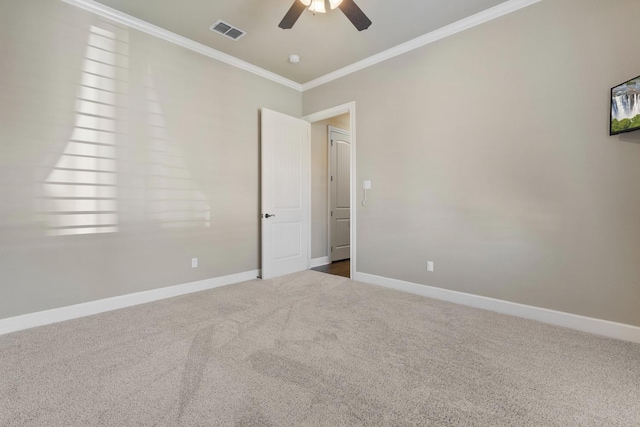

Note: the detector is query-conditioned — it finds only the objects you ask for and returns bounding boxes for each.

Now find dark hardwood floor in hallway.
[311,259,350,278]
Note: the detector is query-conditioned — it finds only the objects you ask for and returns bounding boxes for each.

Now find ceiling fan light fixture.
[308,0,326,14]
[329,0,343,9]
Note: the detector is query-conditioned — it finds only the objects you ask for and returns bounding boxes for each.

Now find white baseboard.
[353,272,640,344]
[0,270,260,336]
[310,256,331,268]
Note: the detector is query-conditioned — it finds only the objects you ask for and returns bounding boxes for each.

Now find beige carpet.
[0,270,639,426]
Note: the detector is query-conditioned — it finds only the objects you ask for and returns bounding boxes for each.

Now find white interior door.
[261,108,310,280]
[329,127,351,262]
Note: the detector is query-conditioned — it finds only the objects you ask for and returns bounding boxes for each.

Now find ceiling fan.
[279,0,372,32]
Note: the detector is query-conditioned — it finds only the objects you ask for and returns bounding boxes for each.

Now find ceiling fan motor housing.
[279,0,372,31]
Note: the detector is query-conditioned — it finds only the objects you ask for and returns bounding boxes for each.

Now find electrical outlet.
[427,261,434,272]
[191,258,198,268]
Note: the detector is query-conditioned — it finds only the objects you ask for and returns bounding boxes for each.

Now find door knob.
[264,213,276,218]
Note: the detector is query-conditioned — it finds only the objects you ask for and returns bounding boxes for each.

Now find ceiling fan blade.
[279,1,306,29]
[338,0,372,31]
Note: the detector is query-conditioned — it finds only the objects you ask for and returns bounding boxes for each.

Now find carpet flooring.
[0,270,639,426]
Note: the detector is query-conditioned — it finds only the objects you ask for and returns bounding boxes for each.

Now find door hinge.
[331,211,333,217]
[331,246,334,252]
[331,140,334,146]
[331,175,334,182]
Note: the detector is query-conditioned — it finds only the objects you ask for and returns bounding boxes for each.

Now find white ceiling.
[94,0,510,84]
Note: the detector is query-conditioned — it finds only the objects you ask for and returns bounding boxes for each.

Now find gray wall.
[310,114,350,259]
[0,0,300,319]
[303,0,640,326]
[3,0,640,328]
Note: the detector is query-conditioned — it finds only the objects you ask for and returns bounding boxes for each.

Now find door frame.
[327,126,350,263]
[302,101,357,279]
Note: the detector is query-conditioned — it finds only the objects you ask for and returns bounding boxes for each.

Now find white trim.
[310,257,331,269]
[0,270,260,336]
[301,0,542,91]
[61,0,541,93]
[303,102,357,278]
[326,128,332,263]
[353,272,640,344]
[307,123,313,271]
[60,0,302,91]
[304,103,354,123]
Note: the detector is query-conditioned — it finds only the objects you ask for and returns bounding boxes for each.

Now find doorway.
[304,102,356,279]
[311,259,350,278]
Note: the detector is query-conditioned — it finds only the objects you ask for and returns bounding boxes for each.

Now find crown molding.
[62,0,542,93]
[61,0,303,92]
[302,0,542,91]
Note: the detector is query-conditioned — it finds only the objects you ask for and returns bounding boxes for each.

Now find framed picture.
[611,75,640,135]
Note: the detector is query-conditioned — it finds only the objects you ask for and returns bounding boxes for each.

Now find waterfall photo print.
[611,75,640,135]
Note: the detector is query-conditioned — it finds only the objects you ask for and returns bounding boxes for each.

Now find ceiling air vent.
[209,20,246,41]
